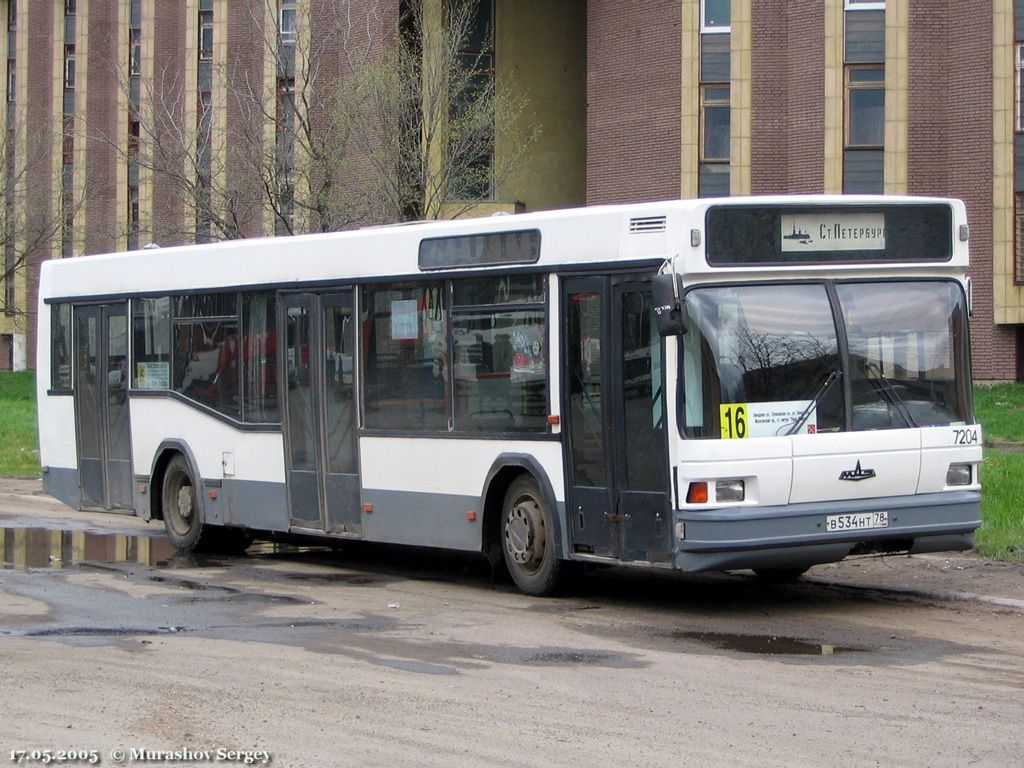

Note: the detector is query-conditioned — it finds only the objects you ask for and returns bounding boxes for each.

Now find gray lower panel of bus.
[674,491,981,572]
[43,467,81,511]
[360,488,486,552]
[215,479,290,531]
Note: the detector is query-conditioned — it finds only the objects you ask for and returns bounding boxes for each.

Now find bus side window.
[51,303,73,390]
[131,297,171,390]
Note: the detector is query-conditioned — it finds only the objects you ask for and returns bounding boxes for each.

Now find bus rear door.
[73,303,133,511]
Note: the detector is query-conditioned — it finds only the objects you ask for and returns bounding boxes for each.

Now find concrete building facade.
[1,0,1022,382]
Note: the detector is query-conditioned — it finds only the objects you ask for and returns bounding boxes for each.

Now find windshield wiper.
[860,360,919,428]
[786,369,843,436]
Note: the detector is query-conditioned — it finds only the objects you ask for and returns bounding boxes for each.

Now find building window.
[1017,24,1024,281]
[452,0,494,199]
[844,0,885,8]
[199,10,213,61]
[843,65,884,193]
[64,0,76,14]
[129,30,141,75]
[279,3,296,44]
[699,85,730,198]
[1016,193,1024,283]
[701,0,730,33]
[1017,43,1024,133]
[846,66,884,147]
[64,48,75,90]
[701,85,730,161]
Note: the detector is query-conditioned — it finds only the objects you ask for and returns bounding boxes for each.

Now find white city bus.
[36,196,983,594]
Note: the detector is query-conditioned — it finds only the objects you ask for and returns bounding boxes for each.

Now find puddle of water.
[375,659,459,676]
[24,625,186,638]
[675,631,864,656]
[522,651,613,665]
[0,526,179,570]
[280,572,383,585]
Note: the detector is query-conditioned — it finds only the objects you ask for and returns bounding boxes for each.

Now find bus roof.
[39,195,968,301]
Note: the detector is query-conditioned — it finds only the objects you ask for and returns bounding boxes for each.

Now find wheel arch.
[148,440,206,524]
[479,453,565,564]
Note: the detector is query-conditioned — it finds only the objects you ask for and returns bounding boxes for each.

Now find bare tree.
[229,0,382,235]
[1,121,82,316]
[101,0,535,243]
[348,0,536,222]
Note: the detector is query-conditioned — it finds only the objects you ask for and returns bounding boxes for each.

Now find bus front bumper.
[673,491,981,573]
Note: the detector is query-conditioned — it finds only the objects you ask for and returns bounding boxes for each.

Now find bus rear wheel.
[502,476,561,596]
[162,455,205,551]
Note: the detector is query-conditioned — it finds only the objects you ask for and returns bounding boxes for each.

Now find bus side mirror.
[651,273,687,337]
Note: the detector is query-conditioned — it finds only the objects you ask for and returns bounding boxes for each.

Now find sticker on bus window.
[135,362,170,389]
[720,401,816,439]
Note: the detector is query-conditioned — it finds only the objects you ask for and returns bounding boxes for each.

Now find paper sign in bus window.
[720,400,816,438]
[391,299,419,341]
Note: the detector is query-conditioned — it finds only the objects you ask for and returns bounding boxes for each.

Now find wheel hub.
[176,485,193,520]
[506,499,545,568]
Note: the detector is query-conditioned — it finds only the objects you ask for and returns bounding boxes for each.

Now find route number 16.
[720,404,748,439]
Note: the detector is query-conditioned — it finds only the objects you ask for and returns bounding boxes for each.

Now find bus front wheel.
[502,475,561,596]
[162,455,205,551]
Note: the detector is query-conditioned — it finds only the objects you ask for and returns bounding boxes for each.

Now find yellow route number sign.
[720,403,748,439]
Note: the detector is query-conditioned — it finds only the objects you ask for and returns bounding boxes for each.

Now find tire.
[501,475,562,596]
[161,455,206,552]
[753,566,810,582]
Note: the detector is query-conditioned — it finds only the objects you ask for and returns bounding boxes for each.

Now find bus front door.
[282,291,360,535]
[73,303,133,512]
[563,277,672,563]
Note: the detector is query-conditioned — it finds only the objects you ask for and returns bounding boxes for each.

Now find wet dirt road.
[1,479,1022,768]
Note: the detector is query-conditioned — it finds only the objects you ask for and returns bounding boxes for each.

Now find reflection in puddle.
[0,527,336,572]
[0,527,179,569]
[676,631,863,656]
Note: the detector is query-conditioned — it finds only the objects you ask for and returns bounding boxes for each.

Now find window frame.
[279,6,296,44]
[844,0,886,9]
[199,9,214,61]
[63,48,75,90]
[700,0,730,33]
[129,30,140,75]
[700,83,731,163]
[1016,43,1024,133]
[845,64,885,149]
[1016,192,1024,285]
[50,303,73,393]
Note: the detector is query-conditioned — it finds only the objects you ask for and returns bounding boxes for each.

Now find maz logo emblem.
[839,461,876,482]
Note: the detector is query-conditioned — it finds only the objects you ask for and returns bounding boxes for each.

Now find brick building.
[1,0,1022,381]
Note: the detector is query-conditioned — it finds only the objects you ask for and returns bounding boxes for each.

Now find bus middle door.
[282,291,360,535]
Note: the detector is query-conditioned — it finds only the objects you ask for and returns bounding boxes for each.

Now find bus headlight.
[716,480,745,503]
[945,463,972,486]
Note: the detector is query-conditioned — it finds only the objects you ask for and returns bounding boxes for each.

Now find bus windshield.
[680,280,970,438]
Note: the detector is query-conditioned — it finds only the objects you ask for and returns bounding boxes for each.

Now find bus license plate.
[825,511,889,532]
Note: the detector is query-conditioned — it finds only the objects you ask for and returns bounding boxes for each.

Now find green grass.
[0,371,40,477]
[974,383,1024,562]
[973,383,1024,444]
[976,450,1024,561]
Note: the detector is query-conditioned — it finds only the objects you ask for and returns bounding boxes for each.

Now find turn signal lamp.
[686,482,708,504]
